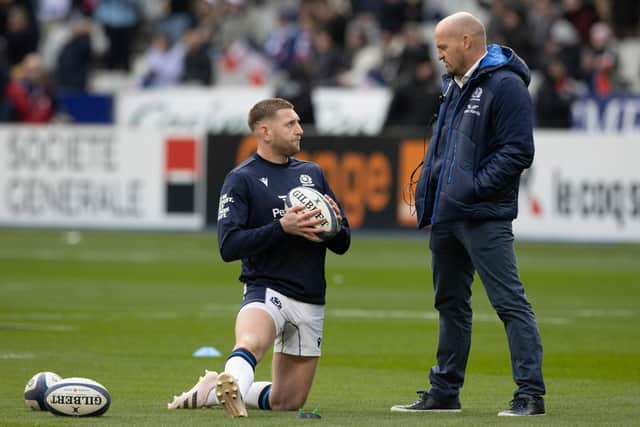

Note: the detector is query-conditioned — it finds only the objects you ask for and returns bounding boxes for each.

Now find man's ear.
[462,33,472,49]
[258,123,271,141]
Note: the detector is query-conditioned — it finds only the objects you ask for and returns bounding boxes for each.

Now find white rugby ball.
[44,377,110,417]
[24,371,62,410]
[285,186,340,240]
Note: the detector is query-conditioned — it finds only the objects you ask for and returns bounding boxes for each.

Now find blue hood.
[477,44,531,87]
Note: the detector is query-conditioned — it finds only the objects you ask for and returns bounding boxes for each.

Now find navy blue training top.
[216,153,350,305]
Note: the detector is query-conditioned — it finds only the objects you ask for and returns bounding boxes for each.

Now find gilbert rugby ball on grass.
[24,371,62,410]
[44,377,110,417]
[285,186,340,240]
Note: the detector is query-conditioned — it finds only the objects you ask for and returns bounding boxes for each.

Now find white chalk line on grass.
[0,352,35,360]
[0,248,212,263]
[0,306,635,326]
[328,308,570,325]
[574,309,636,318]
[0,322,76,331]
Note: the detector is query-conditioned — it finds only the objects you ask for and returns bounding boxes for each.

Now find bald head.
[437,12,486,44]
[434,12,487,77]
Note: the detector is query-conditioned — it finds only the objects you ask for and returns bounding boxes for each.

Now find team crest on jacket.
[471,87,483,101]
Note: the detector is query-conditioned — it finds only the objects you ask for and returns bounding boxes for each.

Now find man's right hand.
[280,205,324,242]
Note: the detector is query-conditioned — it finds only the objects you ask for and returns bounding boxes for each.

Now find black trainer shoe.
[498,394,545,416]
[390,391,461,413]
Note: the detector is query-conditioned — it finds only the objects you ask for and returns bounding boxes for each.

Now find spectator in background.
[543,19,583,81]
[377,0,421,35]
[610,0,640,38]
[484,0,506,44]
[306,0,348,50]
[385,50,439,129]
[561,0,599,44]
[0,0,39,38]
[490,1,536,69]
[76,0,97,16]
[192,0,225,33]
[216,0,264,52]
[529,0,560,43]
[264,8,306,71]
[339,19,383,87]
[275,63,315,124]
[94,0,140,71]
[581,21,623,97]
[529,0,561,70]
[395,22,432,85]
[5,53,56,122]
[308,26,348,86]
[0,39,10,121]
[138,31,184,87]
[55,17,92,92]
[371,28,406,85]
[156,0,195,43]
[4,3,40,66]
[350,0,383,17]
[181,27,214,85]
[37,0,82,22]
[535,56,582,128]
[36,0,68,29]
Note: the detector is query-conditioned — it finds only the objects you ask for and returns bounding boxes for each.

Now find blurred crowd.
[0,0,639,128]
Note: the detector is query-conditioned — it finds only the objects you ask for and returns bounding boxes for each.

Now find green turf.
[1,229,639,426]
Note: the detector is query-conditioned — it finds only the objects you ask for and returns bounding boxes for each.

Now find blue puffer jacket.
[415,44,534,228]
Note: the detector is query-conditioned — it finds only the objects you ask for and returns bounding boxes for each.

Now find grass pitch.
[0,229,639,426]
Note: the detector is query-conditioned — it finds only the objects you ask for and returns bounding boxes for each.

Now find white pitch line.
[0,248,212,263]
[327,308,570,324]
[0,352,35,360]
[0,306,633,326]
[575,309,635,318]
[0,323,76,331]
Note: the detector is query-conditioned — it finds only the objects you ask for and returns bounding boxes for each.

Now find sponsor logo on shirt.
[218,193,234,220]
[272,195,287,218]
[463,104,480,116]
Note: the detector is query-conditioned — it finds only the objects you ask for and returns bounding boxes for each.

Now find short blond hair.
[248,98,294,131]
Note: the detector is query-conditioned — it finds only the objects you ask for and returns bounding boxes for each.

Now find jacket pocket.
[444,133,476,203]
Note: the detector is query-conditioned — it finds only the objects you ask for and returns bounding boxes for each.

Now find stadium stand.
[0,0,638,128]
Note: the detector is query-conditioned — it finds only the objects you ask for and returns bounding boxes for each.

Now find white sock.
[224,352,255,399]
[245,381,272,409]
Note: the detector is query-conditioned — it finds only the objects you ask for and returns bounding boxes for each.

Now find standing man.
[391,12,546,416]
[168,98,350,417]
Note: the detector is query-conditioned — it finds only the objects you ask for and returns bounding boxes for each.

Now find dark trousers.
[428,220,545,399]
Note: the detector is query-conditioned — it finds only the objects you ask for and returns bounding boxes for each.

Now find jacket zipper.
[431,89,463,224]
[430,81,475,223]
[447,137,458,184]
[419,81,449,226]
